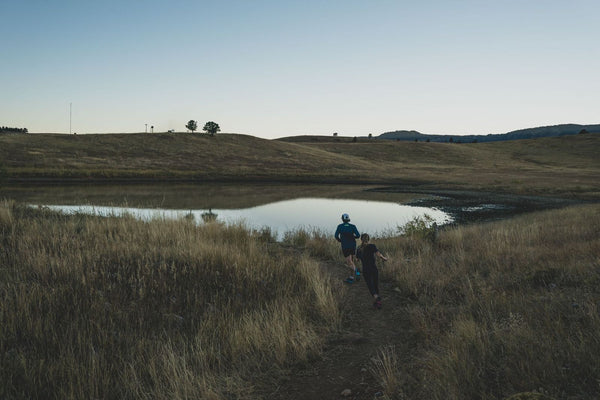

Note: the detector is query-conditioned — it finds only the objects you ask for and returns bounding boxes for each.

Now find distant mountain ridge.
[378,123,600,143]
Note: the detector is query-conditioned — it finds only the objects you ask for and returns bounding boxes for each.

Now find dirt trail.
[268,260,416,400]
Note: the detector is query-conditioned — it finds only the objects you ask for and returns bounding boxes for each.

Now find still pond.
[6,183,452,240]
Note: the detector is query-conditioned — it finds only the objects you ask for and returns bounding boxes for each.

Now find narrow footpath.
[268,260,418,400]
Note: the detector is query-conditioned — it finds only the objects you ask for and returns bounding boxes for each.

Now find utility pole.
[145,124,148,133]
[69,102,72,134]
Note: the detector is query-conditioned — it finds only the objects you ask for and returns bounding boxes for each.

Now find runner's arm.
[334,227,341,242]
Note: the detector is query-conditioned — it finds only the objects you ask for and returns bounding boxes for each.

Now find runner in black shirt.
[356,233,388,309]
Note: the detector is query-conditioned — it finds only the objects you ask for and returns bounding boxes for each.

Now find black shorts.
[342,247,356,257]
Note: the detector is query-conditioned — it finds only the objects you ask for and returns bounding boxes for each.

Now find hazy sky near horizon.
[2,0,599,138]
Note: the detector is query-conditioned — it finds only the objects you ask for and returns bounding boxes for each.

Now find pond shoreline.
[369,187,588,225]
[3,181,593,228]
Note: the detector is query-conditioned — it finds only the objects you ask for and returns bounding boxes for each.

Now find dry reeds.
[3,200,599,399]
[0,203,340,399]
[375,204,600,399]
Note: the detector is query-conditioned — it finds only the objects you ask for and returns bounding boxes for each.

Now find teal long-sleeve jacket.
[334,222,360,249]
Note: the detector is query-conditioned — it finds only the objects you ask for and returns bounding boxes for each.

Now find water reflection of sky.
[45,197,452,239]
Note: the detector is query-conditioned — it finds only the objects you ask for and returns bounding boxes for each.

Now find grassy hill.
[279,133,600,199]
[0,133,380,183]
[377,123,600,142]
[1,132,599,199]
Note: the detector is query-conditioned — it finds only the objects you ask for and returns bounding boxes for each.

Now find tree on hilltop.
[0,126,28,134]
[186,120,197,133]
[203,121,220,136]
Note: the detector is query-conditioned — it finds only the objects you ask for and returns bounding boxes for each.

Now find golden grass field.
[1,132,599,199]
[377,204,600,399]
[0,202,341,399]
[1,200,598,399]
[1,132,599,399]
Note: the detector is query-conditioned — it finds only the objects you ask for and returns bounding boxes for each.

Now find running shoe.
[344,277,355,284]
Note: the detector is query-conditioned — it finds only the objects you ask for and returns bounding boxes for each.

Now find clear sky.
[2,0,598,138]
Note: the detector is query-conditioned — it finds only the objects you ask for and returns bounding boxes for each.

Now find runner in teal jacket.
[335,213,360,283]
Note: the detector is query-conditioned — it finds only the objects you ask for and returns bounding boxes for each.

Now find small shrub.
[201,209,218,223]
[283,229,311,247]
[399,214,438,242]
[253,226,276,243]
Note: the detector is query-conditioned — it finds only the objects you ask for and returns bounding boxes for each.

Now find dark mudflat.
[368,187,586,225]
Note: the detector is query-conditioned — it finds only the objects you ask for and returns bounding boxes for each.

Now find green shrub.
[399,214,438,242]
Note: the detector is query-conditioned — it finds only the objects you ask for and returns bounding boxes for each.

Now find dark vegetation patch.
[368,187,586,225]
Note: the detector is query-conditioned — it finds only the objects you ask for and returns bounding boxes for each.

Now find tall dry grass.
[4,198,599,399]
[374,204,600,399]
[0,203,340,399]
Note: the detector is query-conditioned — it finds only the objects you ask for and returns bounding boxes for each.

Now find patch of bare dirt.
[265,260,417,400]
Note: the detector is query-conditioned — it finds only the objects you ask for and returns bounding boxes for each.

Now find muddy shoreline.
[2,181,593,227]
[369,187,588,225]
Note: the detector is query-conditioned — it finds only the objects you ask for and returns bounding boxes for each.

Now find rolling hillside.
[1,132,599,199]
[378,123,600,142]
[0,133,380,183]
